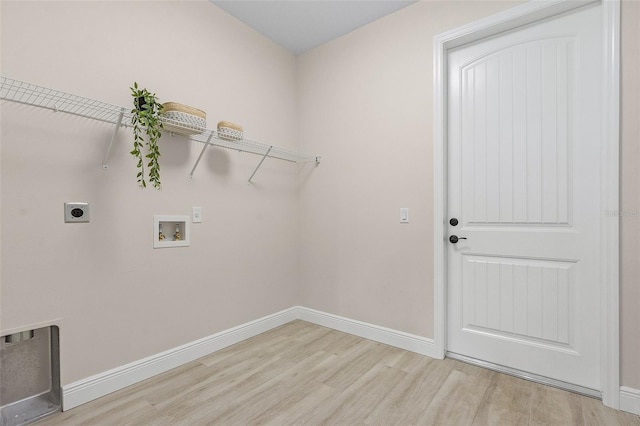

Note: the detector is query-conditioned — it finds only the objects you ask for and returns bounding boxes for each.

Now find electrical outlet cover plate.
[64,202,89,223]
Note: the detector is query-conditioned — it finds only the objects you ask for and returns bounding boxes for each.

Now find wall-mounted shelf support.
[248,146,273,183]
[102,108,126,170]
[189,133,214,178]
[188,131,320,180]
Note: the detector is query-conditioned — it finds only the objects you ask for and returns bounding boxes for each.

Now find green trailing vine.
[130,82,163,189]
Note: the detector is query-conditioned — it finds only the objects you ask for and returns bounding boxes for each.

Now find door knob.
[449,235,467,244]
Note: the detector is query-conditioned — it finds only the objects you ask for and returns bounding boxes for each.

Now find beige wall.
[620,0,640,391]
[298,0,640,389]
[2,0,639,393]
[297,0,519,340]
[1,0,300,385]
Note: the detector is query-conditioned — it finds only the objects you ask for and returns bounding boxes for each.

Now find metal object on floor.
[1,326,61,426]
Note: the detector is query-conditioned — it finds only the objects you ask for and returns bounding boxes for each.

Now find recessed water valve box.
[154,215,190,248]
[64,202,89,223]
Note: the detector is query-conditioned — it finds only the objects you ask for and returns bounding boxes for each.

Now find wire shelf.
[0,76,127,125]
[190,131,317,163]
[0,76,320,179]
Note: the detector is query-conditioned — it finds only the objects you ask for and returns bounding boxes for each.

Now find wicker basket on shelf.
[217,121,243,141]
[161,102,206,136]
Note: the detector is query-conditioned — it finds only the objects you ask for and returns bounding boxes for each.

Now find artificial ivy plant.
[130,82,163,189]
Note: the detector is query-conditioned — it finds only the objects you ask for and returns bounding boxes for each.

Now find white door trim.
[433,0,620,408]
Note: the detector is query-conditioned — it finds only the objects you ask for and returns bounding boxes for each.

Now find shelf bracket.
[102,108,126,170]
[189,133,215,178]
[248,146,273,183]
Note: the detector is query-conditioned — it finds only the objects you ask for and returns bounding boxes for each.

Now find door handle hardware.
[449,218,459,226]
[449,235,467,244]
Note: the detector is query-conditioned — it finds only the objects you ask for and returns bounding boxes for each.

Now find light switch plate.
[400,208,409,223]
[192,206,202,223]
[65,202,89,223]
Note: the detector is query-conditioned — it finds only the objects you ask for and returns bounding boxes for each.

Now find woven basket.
[161,102,206,136]
[163,102,206,119]
[217,120,243,141]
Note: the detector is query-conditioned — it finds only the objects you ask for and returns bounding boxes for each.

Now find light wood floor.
[37,320,640,425]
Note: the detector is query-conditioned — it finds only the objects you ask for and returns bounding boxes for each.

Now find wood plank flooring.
[37,320,640,425]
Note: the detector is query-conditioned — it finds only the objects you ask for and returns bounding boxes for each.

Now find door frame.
[432,0,620,408]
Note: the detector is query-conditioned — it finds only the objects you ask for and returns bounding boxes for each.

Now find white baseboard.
[62,306,438,411]
[620,386,640,415]
[295,306,439,358]
[63,307,638,415]
[62,307,298,411]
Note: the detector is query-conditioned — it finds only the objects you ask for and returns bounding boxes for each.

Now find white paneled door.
[447,4,603,391]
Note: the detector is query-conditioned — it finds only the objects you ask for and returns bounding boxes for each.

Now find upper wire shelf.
[0,76,127,125]
[0,76,320,180]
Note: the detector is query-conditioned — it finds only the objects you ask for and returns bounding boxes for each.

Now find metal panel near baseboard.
[0,326,61,426]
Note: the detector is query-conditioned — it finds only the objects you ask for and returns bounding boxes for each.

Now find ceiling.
[211,1,418,55]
